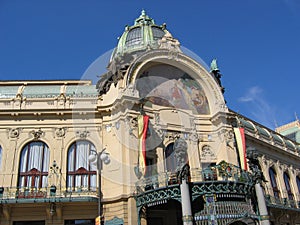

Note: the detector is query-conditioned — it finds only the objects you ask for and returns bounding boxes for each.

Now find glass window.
[125,27,142,47]
[269,167,280,198]
[0,145,2,171]
[283,172,294,200]
[152,27,165,40]
[18,141,50,188]
[14,221,45,225]
[65,220,94,225]
[67,141,97,191]
[296,176,300,194]
[165,143,177,173]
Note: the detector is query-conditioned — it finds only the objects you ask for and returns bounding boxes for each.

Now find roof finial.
[295,112,299,121]
[210,58,220,73]
[141,9,146,17]
[135,9,154,25]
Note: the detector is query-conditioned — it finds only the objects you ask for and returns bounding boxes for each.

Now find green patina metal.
[23,85,61,98]
[265,194,300,212]
[134,162,260,225]
[104,216,124,225]
[135,161,256,218]
[112,10,168,60]
[210,58,219,73]
[65,85,98,97]
[0,86,20,98]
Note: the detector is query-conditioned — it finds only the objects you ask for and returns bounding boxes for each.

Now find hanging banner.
[138,114,149,176]
[233,127,248,171]
[95,216,100,225]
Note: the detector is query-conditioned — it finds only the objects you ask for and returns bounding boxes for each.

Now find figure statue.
[210,58,225,93]
[177,163,190,183]
[173,138,188,171]
[246,146,267,184]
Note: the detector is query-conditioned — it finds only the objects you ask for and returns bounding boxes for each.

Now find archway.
[146,199,182,225]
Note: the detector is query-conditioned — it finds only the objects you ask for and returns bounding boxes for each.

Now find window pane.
[125,27,142,47]
[65,220,94,225]
[0,146,2,171]
[297,176,300,194]
[18,142,49,188]
[152,27,165,40]
[67,141,97,190]
[165,143,176,172]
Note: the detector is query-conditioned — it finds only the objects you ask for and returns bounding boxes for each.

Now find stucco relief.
[55,127,65,138]
[75,130,89,139]
[9,128,20,138]
[30,128,44,140]
[201,145,216,159]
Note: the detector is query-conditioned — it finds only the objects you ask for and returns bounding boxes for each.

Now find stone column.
[179,164,193,225]
[255,183,270,225]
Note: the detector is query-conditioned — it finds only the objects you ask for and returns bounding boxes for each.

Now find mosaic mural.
[136,64,210,114]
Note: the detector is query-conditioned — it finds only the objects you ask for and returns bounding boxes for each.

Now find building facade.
[0,11,299,225]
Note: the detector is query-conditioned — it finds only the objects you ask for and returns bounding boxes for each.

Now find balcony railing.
[136,161,254,194]
[0,186,98,203]
[265,193,300,210]
[264,187,300,210]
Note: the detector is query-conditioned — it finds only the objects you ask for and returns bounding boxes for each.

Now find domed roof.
[111,10,169,60]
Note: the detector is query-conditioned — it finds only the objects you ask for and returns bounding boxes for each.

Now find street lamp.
[88,148,110,224]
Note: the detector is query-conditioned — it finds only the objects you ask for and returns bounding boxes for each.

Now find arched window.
[296,176,300,194]
[67,141,97,191]
[164,143,177,173]
[283,172,293,200]
[269,167,280,198]
[18,141,50,188]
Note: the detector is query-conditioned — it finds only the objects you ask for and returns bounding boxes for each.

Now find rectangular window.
[65,220,95,225]
[14,221,45,225]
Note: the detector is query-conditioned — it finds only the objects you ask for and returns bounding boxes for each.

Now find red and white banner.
[138,114,149,176]
[233,127,248,171]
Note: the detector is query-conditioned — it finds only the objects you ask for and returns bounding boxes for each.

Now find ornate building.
[0,11,299,225]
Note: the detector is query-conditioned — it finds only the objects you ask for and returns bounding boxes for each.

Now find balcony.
[0,186,98,204]
[135,161,255,208]
[265,193,300,211]
[136,161,253,193]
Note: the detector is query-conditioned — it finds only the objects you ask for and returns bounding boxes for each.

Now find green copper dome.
[111,10,169,60]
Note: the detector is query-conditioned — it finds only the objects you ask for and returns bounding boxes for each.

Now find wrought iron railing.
[264,187,300,210]
[135,161,254,194]
[265,194,300,210]
[0,186,98,202]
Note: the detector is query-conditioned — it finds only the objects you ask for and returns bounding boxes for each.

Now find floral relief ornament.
[30,129,44,140]
[55,128,65,137]
[9,128,20,138]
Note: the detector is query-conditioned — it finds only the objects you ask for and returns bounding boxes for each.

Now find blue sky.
[0,0,300,129]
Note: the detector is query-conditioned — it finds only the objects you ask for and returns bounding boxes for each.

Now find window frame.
[18,141,50,189]
[283,172,294,200]
[66,140,97,191]
[269,167,280,199]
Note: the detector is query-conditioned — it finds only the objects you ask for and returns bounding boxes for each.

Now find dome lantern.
[110,10,170,62]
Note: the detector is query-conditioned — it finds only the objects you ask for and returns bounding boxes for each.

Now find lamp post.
[89,148,110,224]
